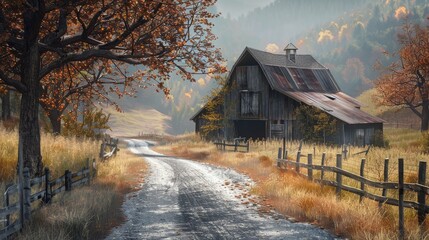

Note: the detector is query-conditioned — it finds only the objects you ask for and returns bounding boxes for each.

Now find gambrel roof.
[228,47,384,124]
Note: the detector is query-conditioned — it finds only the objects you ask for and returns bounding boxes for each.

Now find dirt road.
[106,139,337,240]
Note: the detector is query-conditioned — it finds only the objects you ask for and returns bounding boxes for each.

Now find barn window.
[240,91,260,118]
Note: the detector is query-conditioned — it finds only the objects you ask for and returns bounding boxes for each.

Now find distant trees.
[375,21,429,131]
[0,0,225,176]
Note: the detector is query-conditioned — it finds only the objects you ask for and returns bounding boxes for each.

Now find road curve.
[106,139,337,240]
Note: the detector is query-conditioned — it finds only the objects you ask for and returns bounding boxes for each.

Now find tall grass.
[154,133,429,239]
[0,128,147,239]
[0,127,99,181]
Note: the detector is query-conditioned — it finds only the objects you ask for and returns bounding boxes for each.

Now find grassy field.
[154,130,429,240]
[0,128,147,239]
[103,106,171,137]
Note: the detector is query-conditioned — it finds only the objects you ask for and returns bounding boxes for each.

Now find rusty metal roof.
[243,47,384,124]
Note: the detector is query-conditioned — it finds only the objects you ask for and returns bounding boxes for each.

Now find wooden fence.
[214,138,250,152]
[0,159,94,239]
[99,135,119,160]
[276,148,429,239]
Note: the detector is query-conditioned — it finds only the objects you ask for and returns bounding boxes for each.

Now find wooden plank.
[277,148,282,168]
[336,154,342,199]
[321,153,326,181]
[360,159,366,203]
[52,186,65,195]
[380,158,389,208]
[30,190,46,203]
[0,220,22,239]
[4,184,19,195]
[308,154,313,181]
[0,203,20,218]
[399,158,405,240]
[30,175,46,187]
[71,177,88,187]
[51,176,65,186]
[418,161,427,227]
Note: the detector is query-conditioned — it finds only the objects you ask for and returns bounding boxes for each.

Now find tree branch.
[0,70,27,93]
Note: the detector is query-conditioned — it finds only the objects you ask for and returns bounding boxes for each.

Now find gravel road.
[106,139,337,240]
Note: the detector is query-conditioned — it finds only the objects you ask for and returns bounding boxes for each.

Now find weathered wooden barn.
[191,44,384,146]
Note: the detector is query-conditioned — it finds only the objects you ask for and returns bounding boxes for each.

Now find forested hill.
[113,0,429,134]
[212,0,373,64]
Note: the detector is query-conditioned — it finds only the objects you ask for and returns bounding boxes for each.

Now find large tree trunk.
[19,43,43,177]
[48,109,62,135]
[1,91,11,121]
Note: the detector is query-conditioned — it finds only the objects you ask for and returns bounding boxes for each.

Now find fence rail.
[276,148,429,239]
[99,135,119,160]
[214,139,250,152]
[0,158,95,239]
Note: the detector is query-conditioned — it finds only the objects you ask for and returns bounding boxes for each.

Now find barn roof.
[233,47,384,124]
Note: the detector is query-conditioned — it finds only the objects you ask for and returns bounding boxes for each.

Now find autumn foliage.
[376,20,429,131]
[0,0,225,175]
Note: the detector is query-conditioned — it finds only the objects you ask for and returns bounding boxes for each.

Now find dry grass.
[0,127,99,182]
[15,149,147,240]
[0,128,147,239]
[154,134,429,239]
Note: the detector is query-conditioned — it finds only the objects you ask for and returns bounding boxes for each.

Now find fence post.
[336,154,342,199]
[247,141,250,152]
[359,159,366,203]
[92,159,97,178]
[282,137,286,159]
[223,140,226,152]
[298,141,303,152]
[277,148,282,168]
[418,161,427,229]
[234,140,238,152]
[23,167,31,221]
[99,142,105,159]
[379,158,389,208]
[44,168,51,204]
[4,183,12,227]
[86,158,91,186]
[398,158,405,240]
[284,150,288,170]
[296,151,301,173]
[308,154,313,181]
[65,170,72,191]
[321,153,326,181]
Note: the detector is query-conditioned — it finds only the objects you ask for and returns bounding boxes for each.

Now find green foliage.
[62,108,111,139]
[372,130,389,148]
[294,104,337,143]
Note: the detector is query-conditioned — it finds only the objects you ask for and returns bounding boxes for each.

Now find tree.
[200,76,229,138]
[375,21,429,131]
[0,0,225,176]
[294,104,337,143]
[40,59,135,134]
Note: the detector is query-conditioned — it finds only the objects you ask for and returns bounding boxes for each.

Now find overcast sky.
[215,0,276,19]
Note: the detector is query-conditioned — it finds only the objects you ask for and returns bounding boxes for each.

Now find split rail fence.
[214,138,250,152]
[0,159,95,239]
[99,135,119,160]
[276,147,429,239]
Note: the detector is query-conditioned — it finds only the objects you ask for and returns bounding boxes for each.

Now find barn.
[191,44,384,146]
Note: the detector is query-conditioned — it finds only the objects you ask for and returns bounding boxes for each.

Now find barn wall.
[224,65,270,139]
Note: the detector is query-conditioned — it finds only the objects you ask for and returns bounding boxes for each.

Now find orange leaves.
[375,21,429,111]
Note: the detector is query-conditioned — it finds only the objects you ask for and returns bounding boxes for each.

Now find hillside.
[96,0,429,135]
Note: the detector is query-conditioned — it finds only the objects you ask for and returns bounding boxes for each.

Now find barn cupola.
[284,43,298,63]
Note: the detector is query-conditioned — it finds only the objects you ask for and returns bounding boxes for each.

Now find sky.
[215,0,276,19]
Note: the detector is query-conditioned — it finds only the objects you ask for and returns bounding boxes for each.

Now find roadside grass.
[0,127,147,239]
[154,133,429,240]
